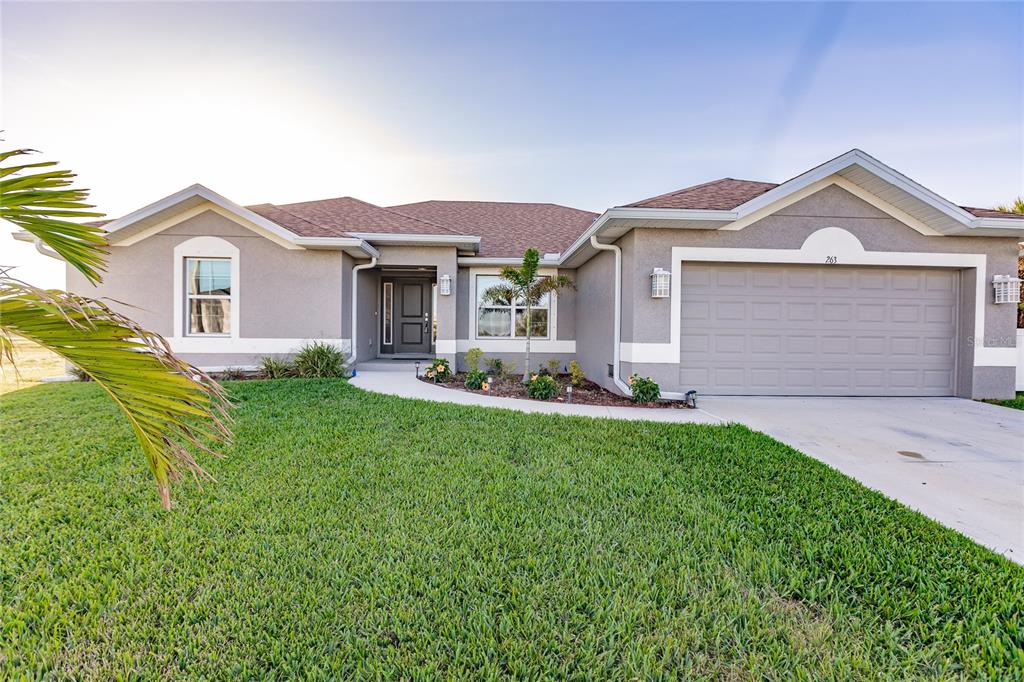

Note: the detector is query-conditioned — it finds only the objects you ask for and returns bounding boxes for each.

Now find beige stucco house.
[25,149,1024,399]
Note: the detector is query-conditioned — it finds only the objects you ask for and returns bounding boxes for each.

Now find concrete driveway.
[701,396,1024,562]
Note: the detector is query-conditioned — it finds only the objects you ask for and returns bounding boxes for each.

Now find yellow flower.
[530,373,538,381]
[482,382,490,391]
[627,375,633,385]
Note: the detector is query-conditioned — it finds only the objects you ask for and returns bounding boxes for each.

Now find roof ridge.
[623,177,779,209]
[255,203,338,233]
[376,205,465,236]
[390,199,598,214]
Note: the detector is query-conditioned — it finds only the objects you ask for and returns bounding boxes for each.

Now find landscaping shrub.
[425,358,452,382]
[464,347,484,372]
[293,342,346,378]
[546,358,561,376]
[485,357,504,378]
[218,367,247,381]
[259,356,295,379]
[464,369,487,390]
[526,373,559,400]
[568,360,586,387]
[628,374,660,404]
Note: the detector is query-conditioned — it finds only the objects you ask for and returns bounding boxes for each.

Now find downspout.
[350,256,378,362]
[589,236,633,396]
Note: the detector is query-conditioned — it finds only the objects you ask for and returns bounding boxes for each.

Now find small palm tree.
[481,248,573,383]
[994,197,1024,215]
[1,148,230,509]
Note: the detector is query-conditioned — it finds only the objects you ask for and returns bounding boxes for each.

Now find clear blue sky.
[2,2,1021,284]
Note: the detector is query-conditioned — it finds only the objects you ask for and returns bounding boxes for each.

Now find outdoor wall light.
[992,275,1022,304]
[650,268,670,298]
[439,274,452,296]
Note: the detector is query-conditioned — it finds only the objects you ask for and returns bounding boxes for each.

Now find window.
[185,257,231,335]
[475,274,550,338]
[382,282,393,345]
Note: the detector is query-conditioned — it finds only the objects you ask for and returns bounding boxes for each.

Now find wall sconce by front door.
[439,274,452,296]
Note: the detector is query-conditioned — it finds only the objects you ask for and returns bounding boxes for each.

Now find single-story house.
[22,149,1024,399]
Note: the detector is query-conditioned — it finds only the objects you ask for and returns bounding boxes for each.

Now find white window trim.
[470,268,558,342]
[173,236,240,340]
[619,226,1011,367]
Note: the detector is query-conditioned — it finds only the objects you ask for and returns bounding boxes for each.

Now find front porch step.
[355,360,423,373]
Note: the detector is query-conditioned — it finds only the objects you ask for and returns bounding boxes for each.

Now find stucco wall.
[573,249,617,392]
[67,210,345,353]
[619,185,1019,398]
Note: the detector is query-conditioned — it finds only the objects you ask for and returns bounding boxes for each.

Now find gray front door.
[394,279,432,354]
[678,263,958,396]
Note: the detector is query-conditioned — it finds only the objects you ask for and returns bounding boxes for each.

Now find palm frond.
[527,274,575,302]
[480,283,517,306]
[0,279,231,508]
[0,149,107,284]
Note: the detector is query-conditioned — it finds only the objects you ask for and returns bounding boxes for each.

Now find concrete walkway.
[349,369,1024,563]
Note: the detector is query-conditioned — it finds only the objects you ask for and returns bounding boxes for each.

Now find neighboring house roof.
[961,206,1024,220]
[387,200,598,258]
[624,178,779,210]
[249,197,461,238]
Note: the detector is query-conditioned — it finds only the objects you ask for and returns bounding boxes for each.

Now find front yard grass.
[2,380,1022,679]
[986,391,1024,410]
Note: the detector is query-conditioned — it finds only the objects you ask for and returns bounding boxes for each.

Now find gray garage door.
[679,263,958,396]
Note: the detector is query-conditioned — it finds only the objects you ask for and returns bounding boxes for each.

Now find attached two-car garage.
[678,262,959,396]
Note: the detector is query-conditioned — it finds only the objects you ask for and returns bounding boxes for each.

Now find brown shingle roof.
[249,197,458,237]
[387,200,598,258]
[624,178,779,210]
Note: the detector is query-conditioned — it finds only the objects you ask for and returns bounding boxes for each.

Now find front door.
[393,279,432,354]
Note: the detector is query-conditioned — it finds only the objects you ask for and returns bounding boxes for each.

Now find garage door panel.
[679,263,957,396]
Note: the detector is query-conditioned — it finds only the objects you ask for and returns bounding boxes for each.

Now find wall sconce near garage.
[439,274,452,296]
[651,268,670,298]
[993,275,1022,304]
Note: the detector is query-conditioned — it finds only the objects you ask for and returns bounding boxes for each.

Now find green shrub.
[485,357,504,378]
[294,342,346,378]
[465,369,487,390]
[628,374,660,404]
[526,374,559,400]
[546,358,562,376]
[568,360,586,387]
[259,356,295,379]
[425,358,452,382]
[218,367,247,381]
[465,347,484,372]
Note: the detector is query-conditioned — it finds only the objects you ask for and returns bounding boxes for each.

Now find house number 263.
[825,255,838,264]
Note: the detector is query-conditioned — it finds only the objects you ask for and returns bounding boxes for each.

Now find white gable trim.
[115,202,301,250]
[103,184,378,255]
[720,174,943,236]
[105,184,302,245]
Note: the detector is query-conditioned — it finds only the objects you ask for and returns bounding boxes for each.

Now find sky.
[2,1,1022,287]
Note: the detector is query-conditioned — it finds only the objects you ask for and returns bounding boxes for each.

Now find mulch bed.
[420,373,691,409]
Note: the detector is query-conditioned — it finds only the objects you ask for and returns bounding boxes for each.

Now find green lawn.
[986,392,1024,411]
[2,380,1021,679]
